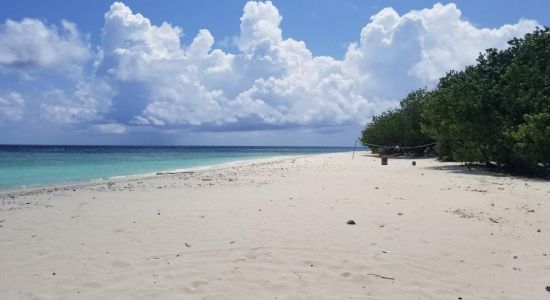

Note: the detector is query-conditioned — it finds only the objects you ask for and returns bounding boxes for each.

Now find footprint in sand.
[112,260,131,268]
[184,280,209,292]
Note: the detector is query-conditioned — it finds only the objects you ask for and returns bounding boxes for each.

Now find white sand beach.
[0,151,549,299]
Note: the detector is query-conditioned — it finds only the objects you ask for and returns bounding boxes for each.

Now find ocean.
[0,145,353,190]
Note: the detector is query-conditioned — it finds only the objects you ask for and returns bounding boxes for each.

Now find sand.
[0,151,549,299]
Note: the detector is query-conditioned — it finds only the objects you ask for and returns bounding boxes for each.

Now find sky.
[0,1,548,146]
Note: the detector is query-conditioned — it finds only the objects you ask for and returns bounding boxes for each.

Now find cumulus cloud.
[344,3,538,101]
[0,92,24,122]
[0,1,541,138]
[238,1,282,52]
[93,1,537,130]
[97,2,234,127]
[0,18,90,74]
[96,1,371,128]
[408,4,537,82]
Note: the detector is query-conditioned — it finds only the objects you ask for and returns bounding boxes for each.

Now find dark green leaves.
[362,27,550,175]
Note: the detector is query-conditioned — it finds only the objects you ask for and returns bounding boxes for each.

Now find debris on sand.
[367,273,394,280]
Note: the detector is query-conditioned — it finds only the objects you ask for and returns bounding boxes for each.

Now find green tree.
[365,27,550,175]
[361,89,434,154]
[421,27,550,174]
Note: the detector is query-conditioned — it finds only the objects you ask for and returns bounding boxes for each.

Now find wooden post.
[352,140,357,159]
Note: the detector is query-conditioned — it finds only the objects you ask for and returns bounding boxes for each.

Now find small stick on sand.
[367,273,395,280]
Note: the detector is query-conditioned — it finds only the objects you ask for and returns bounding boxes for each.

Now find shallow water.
[0,145,353,190]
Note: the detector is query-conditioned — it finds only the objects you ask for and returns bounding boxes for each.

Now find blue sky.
[0,1,547,146]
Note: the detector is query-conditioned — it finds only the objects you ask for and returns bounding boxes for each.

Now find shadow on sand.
[426,163,549,182]
[358,151,549,182]
[359,152,434,160]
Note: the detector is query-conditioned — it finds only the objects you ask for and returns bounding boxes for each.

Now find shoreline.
[0,152,335,197]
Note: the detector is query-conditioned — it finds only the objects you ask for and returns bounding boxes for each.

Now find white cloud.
[230,56,374,127]
[237,1,282,53]
[101,1,186,77]
[408,4,538,82]
[97,1,368,129]
[95,1,537,130]
[0,18,90,74]
[40,79,115,124]
[0,1,541,136]
[93,122,126,134]
[97,2,234,127]
[343,3,538,100]
[0,92,24,122]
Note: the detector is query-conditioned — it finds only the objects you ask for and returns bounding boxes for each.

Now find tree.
[421,27,550,175]
[361,89,434,154]
[363,27,550,175]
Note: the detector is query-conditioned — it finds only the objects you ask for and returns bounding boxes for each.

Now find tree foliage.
[361,27,550,175]
[360,89,434,154]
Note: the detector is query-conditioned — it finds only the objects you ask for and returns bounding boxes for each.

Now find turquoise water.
[0,145,352,190]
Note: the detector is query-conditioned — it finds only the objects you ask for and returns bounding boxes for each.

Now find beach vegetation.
[361,27,550,176]
[360,89,434,155]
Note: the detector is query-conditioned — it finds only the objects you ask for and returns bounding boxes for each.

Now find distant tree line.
[361,27,550,176]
